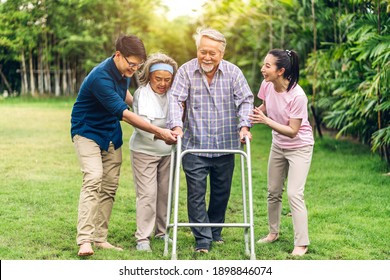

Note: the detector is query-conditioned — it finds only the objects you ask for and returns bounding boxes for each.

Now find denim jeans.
[182,153,235,249]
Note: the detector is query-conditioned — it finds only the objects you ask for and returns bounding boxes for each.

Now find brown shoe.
[78,242,94,256]
[291,246,308,256]
[257,233,279,243]
[195,248,209,253]
[94,242,123,251]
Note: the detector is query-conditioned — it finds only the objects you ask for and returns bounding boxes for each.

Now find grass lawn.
[0,97,389,261]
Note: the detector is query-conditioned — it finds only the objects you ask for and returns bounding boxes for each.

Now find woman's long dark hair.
[268,49,299,92]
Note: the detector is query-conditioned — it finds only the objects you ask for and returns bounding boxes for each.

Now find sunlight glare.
[161,0,207,20]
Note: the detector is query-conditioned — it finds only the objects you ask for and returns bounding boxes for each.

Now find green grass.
[0,97,389,260]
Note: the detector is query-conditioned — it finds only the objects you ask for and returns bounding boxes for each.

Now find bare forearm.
[265,118,298,138]
[249,107,300,139]
[125,90,133,107]
[122,109,178,144]
[122,109,161,135]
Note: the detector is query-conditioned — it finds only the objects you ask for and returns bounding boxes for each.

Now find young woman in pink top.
[249,49,314,256]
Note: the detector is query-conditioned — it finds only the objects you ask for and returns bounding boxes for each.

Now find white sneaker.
[136,242,152,252]
[155,235,173,243]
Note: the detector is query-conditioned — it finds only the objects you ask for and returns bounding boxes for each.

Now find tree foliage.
[304,0,389,161]
[0,0,388,163]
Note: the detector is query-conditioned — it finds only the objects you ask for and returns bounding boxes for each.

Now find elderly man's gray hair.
[194,27,226,53]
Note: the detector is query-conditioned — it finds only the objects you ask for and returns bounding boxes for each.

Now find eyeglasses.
[122,54,144,69]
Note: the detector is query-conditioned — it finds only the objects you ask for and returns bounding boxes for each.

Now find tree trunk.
[71,61,77,95]
[54,54,60,96]
[67,63,73,95]
[376,0,381,131]
[338,0,342,43]
[38,46,44,95]
[44,36,51,95]
[0,65,13,94]
[62,56,67,95]
[20,51,28,95]
[311,0,322,137]
[250,47,259,91]
[280,21,285,49]
[333,9,337,42]
[376,0,383,159]
[311,0,317,99]
[29,49,36,96]
[44,58,51,94]
[311,0,317,58]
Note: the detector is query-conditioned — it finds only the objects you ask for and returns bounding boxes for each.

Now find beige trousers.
[73,135,122,245]
[131,151,171,243]
[267,144,313,246]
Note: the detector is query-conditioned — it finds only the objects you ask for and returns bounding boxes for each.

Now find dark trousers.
[182,153,235,249]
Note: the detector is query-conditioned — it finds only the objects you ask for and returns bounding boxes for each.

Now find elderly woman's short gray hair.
[194,27,226,53]
[138,53,178,86]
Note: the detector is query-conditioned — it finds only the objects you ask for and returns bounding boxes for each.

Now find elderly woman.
[129,53,178,252]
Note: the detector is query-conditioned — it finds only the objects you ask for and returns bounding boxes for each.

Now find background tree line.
[0,0,388,164]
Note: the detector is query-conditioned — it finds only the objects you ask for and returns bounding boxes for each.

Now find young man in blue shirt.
[71,35,177,256]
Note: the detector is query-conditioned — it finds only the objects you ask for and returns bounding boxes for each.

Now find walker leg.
[163,228,170,256]
[244,229,250,256]
[245,136,256,260]
[240,155,250,255]
[171,139,182,259]
[166,136,258,260]
[164,149,176,256]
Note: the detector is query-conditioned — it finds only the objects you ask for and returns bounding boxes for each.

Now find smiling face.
[197,36,224,74]
[149,70,173,95]
[260,54,284,83]
[114,51,144,78]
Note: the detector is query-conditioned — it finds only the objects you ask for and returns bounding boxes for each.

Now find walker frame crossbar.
[164,135,256,260]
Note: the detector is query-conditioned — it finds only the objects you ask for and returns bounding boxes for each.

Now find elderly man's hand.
[156,128,179,145]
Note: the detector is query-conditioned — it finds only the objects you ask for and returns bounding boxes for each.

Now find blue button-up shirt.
[167,58,254,157]
[71,56,130,151]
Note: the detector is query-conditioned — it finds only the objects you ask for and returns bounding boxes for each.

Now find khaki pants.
[73,135,122,245]
[267,144,313,246]
[131,151,171,243]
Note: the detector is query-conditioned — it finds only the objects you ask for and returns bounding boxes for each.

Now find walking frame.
[163,135,256,260]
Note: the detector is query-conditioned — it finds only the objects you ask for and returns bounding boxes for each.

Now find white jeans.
[267,144,313,246]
